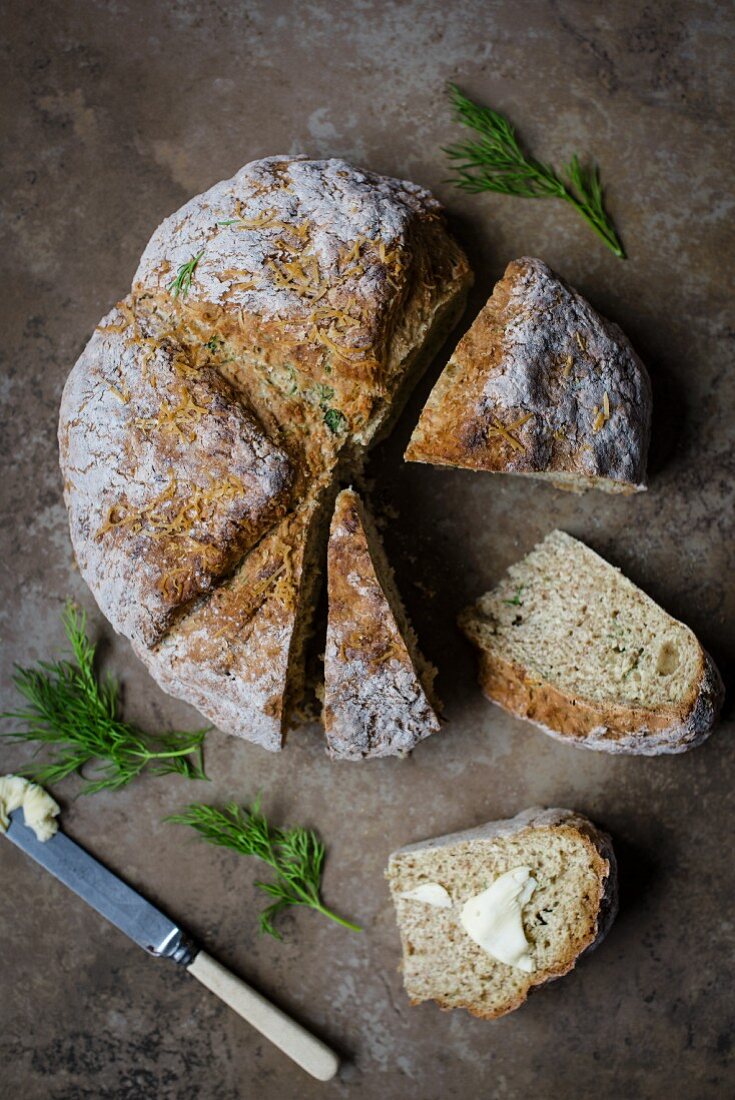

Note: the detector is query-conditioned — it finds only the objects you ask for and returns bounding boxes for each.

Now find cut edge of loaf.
[281,481,341,733]
[322,487,442,759]
[459,530,724,755]
[350,491,441,716]
[387,807,618,1019]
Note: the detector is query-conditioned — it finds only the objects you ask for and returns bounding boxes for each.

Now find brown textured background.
[1,2,733,1098]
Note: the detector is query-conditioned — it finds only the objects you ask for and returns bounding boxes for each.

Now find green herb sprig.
[0,604,208,794]
[323,407,347,434]
[168,800,361,938]
[445,85,625,259]
[170,250,205,298]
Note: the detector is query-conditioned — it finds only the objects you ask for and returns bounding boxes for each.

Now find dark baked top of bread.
[59,156,471,745]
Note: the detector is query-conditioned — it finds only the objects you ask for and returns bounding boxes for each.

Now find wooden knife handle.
[187,951,339,1081]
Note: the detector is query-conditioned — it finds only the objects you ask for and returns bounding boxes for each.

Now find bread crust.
[406,257,651,493]
[59,156,471,747]
[133,493,326,751]
[59,299,294,648]
[468,645,723,755]
[323,489,440,758]
[459,530,725,755]
[388,807,618,1019]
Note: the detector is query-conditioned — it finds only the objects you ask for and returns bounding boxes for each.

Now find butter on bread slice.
[387,807,617,1019]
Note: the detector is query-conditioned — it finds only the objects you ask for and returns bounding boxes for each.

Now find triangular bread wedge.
[387,807,617,1019]
[406,257,651,494]
[460,530,723,754]
[134,493,327,751]
[322,488,441,758]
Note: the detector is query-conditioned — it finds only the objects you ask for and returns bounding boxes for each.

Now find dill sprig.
[0,604,208,794]
[169,250,205,298]
[445,85,625,259]
[167,800,362,938]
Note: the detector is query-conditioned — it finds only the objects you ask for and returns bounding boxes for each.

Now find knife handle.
[187,951,339,1081]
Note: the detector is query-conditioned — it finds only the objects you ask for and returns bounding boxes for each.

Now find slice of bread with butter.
[386,807,617,1019]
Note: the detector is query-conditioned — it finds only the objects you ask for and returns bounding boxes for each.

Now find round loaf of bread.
[58,155,472,748]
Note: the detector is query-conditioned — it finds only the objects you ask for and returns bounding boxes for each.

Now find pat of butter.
[0,775,60,842]
[460,866,537,972]
[399,882,452,908]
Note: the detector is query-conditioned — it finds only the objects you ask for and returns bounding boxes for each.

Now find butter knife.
[3,808,339,1081]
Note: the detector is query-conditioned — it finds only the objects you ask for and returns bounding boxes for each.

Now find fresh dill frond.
[167,799,362,938]
[169,250,205,298]
[0,604,208,794]
[444,85,625,259]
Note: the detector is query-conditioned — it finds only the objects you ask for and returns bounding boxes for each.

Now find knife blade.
[6,808,196,961]
[3,808,339,1081]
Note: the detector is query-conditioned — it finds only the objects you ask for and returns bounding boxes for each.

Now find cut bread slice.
[387,807,617,1019]
[405,258,651,494]
[322,488,441,759]
[459,530,723,754]
[133,491,329,751]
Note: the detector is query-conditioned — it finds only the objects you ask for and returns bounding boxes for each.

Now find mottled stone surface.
[1,2,733,1098]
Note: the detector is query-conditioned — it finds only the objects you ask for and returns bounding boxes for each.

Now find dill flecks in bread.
[59,156,472,749]
[387,807,618,1019]
[322,489,440,759]
[405,257,651,494]
[460,530,723,754]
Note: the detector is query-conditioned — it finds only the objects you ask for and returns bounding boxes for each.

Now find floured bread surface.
[387,808,617,1019]
[323,489,441,759]
[59,299,294,647]
[406,257,651,494]
[59,155,471,747]
[134,494,326,752]
[460,530,723,754]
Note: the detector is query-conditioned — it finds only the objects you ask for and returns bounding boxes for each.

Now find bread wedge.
[387,807,617,1019]
[133,493,328,751]
[460,530,723,754]
[322,488,441,758]
[406,257,651,494]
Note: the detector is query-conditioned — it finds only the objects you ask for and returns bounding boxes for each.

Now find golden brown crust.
[406,257,651,493]
[59,156,472,747]
[134,495,325,751]
[323,489,440,758]
[389,807,618,1019]
[460,614,723,756]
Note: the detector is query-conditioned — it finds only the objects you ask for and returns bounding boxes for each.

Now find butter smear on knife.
[0,775,60,841]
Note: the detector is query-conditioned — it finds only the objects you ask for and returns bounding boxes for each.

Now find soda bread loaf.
[460,530,723,754]
[406,257,651,494]
[387,807,618,1019]
[59,156,472,749]
[323,488,441,759]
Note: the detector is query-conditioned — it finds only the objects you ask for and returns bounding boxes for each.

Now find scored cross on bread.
[59,298,294,649]
[59,156,472,747]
